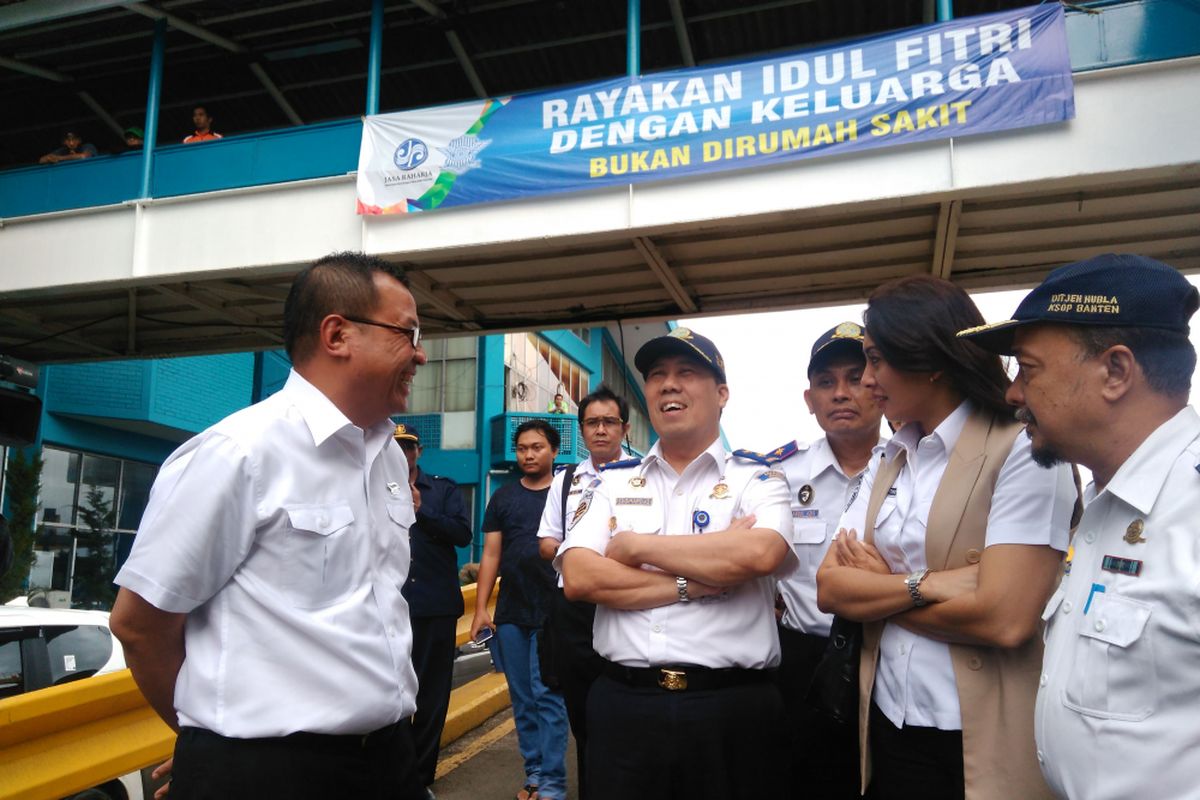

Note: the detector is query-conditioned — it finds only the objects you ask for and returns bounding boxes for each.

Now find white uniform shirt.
[778,436,885,637]
[538,455,622,588]
[1036,406,1200,800]
[839,401,1075,730]
[115,370,418,738]
[557,438,795,669]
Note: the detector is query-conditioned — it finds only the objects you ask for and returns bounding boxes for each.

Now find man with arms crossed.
[110,252,428,800]
[537,384,631,798]
[959,253,1200,800]
[558,327,795,799]
[774,322,883,799]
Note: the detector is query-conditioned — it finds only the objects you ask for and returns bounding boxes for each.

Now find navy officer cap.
[634,327,726,383]
[957,253,1199,354]
[808,321,865,376]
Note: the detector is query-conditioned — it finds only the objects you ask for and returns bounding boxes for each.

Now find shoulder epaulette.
[599,457,643,471]
[553,464,569,474]
[733,440,800,465]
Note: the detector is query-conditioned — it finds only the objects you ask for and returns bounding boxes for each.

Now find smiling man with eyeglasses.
[111,251,430,800]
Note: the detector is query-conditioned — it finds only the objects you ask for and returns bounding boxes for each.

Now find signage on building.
[356,4,1073,215]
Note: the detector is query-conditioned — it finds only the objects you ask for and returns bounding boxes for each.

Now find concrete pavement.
[432,709,579,800]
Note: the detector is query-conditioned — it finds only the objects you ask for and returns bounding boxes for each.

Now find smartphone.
[473,627,495,645]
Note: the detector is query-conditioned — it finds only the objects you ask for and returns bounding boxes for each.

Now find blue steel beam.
[937,0,953,21]
[627,0,641,77]
[366,0,384,116]
[139,18,165,200]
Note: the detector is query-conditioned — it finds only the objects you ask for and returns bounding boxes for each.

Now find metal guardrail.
[0,581,500,800]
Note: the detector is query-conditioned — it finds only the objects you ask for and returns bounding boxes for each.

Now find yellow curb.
[439,671,510,748]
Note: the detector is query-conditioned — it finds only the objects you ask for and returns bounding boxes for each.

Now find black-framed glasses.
[341,315,421,348]
[582,416,625,431]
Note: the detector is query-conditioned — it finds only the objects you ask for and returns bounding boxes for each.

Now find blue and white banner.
[357,4,1073,215]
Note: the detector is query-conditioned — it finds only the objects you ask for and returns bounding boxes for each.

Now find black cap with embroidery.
[635,327,726,383]
[957,253,1199,353]
[808,321,865,376]
[393,423,420,444]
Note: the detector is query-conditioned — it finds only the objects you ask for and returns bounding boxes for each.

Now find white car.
[1,603,146,800]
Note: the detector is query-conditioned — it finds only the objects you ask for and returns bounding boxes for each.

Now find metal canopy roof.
[2,1,1198,366]
[0,0,1029,169]
[5,166,1197,364]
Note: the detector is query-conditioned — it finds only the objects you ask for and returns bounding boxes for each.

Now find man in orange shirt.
[183,106,222,143]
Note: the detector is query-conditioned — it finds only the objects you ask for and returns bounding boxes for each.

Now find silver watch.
[905,568,931,607]
[676,576,691,603]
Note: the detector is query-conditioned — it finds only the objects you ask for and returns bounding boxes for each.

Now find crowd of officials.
[107,249,1200,800]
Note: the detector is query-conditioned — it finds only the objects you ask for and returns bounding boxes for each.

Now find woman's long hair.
[864,275,1014,419]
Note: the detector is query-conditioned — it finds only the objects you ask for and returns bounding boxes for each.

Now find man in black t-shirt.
[471,420,568,800]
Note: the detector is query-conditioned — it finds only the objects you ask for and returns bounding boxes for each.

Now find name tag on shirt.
[792,509,820,519]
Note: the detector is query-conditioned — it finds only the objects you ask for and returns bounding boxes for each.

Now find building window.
[408,337,477,414]
[601,346,651,453]
[504,333,589,413]
[30,446,158,609]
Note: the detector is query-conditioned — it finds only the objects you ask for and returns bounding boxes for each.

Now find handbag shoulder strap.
[559,462,579,533]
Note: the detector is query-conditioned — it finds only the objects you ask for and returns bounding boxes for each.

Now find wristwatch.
[676,576,691,603]
[905,568,931,607]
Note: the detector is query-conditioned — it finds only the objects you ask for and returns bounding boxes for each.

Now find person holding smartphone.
[471,420,568,800]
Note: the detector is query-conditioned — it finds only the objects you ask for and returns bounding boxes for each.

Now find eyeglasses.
[582,416,625,431]
[341,315,421,348]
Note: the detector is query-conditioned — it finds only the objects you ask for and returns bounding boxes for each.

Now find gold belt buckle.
[658,669,687,691]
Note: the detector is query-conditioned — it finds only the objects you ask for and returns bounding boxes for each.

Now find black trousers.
[586,673,787,800]
[544,588,604,799]
[776,625,862,800]
[866,702,964,800]
[170,721,426,800]
[410,614,458,787]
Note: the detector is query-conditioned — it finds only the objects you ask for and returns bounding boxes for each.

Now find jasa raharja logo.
[393,138,428,170]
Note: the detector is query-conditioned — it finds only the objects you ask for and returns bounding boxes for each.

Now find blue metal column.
[366,0,384,115]
[139,18,166,199]
[627,0,641,77]
[937,0,953,21]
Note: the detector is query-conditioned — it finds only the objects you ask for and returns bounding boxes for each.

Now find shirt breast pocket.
[281,503,359,609]
[792,520,829,575]
[1062,593,1156,721]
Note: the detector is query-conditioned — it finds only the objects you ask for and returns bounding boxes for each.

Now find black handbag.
[804,615,862,726]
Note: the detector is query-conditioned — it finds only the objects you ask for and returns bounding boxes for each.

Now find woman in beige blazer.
[816,276,1077,800]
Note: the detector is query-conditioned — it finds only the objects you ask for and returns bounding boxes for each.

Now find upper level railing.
[0,0,1196,222]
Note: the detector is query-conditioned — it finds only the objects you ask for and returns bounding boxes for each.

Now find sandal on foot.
[516,784,539,800]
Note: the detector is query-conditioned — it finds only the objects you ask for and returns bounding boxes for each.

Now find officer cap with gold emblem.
[634,327,727,383]
[393,423,420,444]
[808,321,865,377]
[957,253,1199,354]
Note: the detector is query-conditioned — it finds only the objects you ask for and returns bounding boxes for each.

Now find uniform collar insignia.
[733,440,799,465]
[599,457,643,471]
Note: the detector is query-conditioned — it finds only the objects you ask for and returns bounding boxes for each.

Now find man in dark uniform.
[396,424,473,798]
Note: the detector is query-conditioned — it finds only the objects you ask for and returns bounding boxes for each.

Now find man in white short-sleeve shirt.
[961,253,1200,800]
[536,384,631,800]
[774,322,884,800]
[110,253,429,800]
[557,327,796,799]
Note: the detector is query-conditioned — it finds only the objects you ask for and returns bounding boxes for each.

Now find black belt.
[279,718,405,752]
[602,659,773,692]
